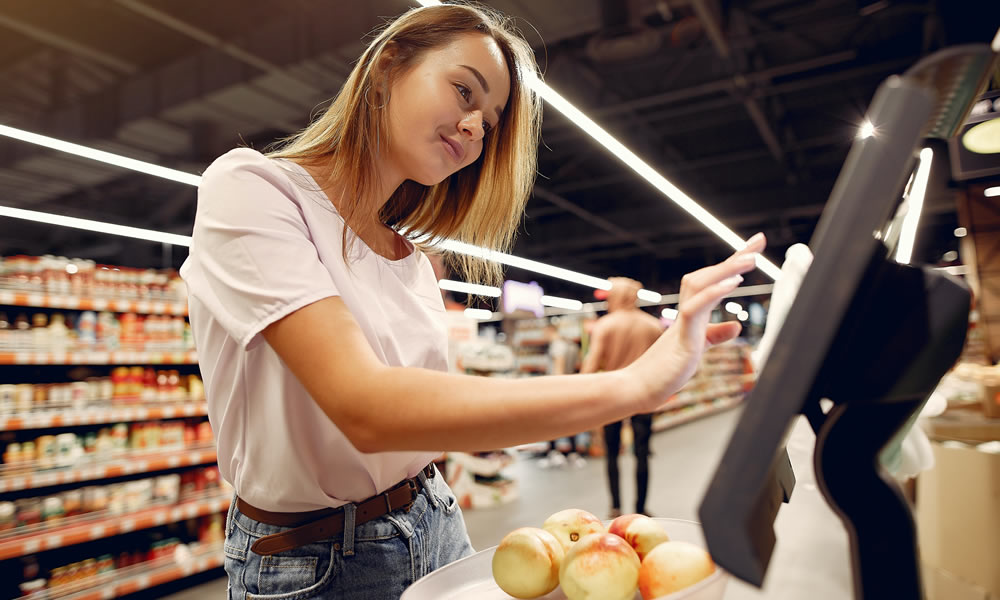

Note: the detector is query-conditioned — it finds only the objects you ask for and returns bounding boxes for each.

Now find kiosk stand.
[700,44,998,600]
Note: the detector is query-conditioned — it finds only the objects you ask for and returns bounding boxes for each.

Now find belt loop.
[342,503,356,557]
[226,492,238,538]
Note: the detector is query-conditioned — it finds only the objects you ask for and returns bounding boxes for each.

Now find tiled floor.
[160,407,853,599]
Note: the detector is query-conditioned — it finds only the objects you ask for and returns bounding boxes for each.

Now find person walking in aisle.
[538,321,587,469]
[181,4,766,598]
[580,277,665,518]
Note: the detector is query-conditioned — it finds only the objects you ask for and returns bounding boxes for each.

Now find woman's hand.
[627,233,767,412]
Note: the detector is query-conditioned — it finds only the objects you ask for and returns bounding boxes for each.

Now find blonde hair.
[266,3,542,286]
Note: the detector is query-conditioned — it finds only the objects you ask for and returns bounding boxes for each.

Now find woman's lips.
[440,135,465,162]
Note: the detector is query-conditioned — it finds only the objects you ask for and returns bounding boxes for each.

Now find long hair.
[267,4,542,287]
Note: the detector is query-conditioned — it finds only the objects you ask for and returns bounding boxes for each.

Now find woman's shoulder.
[202,147,285,180]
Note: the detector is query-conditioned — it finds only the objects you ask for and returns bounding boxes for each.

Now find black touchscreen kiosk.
[699,44,998,600]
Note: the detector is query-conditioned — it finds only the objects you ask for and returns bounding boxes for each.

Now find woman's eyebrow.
[459,64,504,124]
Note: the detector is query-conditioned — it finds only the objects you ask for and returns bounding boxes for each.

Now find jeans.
[223,466,474,599]
[604,413,654,514]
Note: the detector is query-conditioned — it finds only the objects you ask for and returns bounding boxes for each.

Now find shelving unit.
[34,541,224,600]
[0,402,207,431]
[0,446,217,492]
[0,263,224,598]
[0,492,230,560]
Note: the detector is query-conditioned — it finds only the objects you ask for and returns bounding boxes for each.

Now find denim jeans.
[223,466,474,599]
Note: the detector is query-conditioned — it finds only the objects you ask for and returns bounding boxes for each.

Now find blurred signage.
[502,280,544,317]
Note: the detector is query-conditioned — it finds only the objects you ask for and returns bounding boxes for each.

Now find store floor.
[162,407,852,599]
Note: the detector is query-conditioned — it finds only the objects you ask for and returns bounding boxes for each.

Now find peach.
[638,541,717,599]
[608,513,670,561]
[491,527,564,599]
[542,508,605,553]
[559,532,641,600]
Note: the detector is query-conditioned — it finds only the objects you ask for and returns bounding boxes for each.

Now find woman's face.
[384,32,511,186]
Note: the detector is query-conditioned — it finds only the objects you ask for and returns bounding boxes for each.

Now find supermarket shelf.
[0,350,198,365]
[0,446,217,492]
[38,542,223,600]
[652,396,744,432]
[0,493,231,560]
[0,401,207,431]
[0,290,187,316]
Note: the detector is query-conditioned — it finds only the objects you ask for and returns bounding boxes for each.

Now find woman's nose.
[459,110,484,141]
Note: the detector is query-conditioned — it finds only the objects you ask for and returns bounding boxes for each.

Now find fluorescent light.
[540,295,583,311]
[858,120,875,139]
[724,301,743,314]
[637,289,662,303]
[942,250,958,262]
[954,227,968,238]
[985,186,1000,198]
[0,205,192,246]
[464,308,494,320]
[0,124,202,186]
[737,310,749,322]
[438,279,502,297]
[661,307,679,320]
[895,147,933,264]
[435,239,613,290]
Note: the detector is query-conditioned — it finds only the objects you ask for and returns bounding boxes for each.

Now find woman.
[180,4,765,598]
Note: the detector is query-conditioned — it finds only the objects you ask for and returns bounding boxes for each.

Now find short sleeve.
[180,149,338,349]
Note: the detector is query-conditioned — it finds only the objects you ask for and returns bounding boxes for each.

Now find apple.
[491,527,564,599]
[638,540,717,599]
[608,513,670,560]
[560,532,641,600]
[542,508,605,553]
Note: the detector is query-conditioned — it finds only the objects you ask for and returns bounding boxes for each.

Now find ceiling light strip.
[435,239,613,290]
[438,279,502,297]
[0,205,193,246]
[0,124,202,186]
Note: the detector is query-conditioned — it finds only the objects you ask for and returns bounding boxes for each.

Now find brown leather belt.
[237,464,435,556]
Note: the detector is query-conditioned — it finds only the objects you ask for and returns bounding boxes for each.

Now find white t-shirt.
[180,148,447,512]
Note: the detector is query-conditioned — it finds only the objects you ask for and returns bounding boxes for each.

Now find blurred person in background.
[581,278,664,518]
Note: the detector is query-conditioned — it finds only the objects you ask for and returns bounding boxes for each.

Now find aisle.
[161,408,852,600]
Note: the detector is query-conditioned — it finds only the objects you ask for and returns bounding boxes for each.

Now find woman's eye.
[456,84,471,101]
[483,121,493,135]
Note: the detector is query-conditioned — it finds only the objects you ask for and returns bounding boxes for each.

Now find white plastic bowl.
[402,517,728,600]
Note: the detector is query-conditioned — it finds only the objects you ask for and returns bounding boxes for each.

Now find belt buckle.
[387,478,419,513]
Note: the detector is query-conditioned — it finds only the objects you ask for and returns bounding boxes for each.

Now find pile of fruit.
[491,509,717,600]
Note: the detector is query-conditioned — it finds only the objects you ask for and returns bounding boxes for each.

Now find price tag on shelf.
[102,587,115,600]
[14,353,30,365]
[152,302,166,314]
[137,575,151,590]
[26,294,43,306]
[0,291,13,304]
[45,535,62,550]
[186,504,199,519]
[154,513,167,526]
[137,301,151,313]
[8,476,25,491]
[93,298,108,310]
[24,539,41,554]
[121,518,136,532]
[168,456,182,468]
[90,525,105,539]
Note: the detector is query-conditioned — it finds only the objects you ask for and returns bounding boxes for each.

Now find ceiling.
[0,0,996,302]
